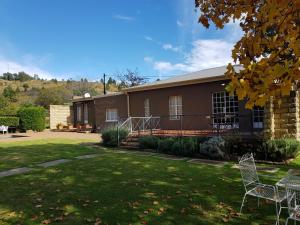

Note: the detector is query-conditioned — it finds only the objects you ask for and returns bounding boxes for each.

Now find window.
[84,103,88,124]
[253,106,264,128]
[144,98,150,117]
[212,92,239,129]
[169,96,182,120]
[106,108,118,122]
[77,105,81,122]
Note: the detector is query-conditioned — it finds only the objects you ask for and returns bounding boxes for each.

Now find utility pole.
[103,73,106,95]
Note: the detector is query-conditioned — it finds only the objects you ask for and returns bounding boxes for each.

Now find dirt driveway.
[0,130,100,143]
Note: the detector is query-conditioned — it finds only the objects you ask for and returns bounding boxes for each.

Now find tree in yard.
[22,83,29,92]
[35,87,73,109]
[3,86,17,102]
[195,0,300,108]
[116,69,147,88]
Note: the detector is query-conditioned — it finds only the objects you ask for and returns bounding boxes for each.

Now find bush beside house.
[17,106,46,132]
[0,116,20,127]
[101,128,129,147]
[135,135,300,162]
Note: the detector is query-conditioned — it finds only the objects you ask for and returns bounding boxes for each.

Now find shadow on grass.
[0,144,290,225]
[0,141,101,171]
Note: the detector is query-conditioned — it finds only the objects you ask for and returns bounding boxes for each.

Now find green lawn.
[0,139,99,171]
[0,139,297,225]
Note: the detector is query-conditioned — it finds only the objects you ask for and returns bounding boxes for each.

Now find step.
[126,136,139,142]
[121,141,140,147]
[120,145,140,150]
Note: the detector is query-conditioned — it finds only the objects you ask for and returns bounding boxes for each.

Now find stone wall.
[264,91,300,140]
[49,105,72,129]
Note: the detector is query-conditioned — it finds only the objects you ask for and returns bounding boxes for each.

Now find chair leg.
[240,193,247,214]
[275,202,280,225]
[285,218,289,225]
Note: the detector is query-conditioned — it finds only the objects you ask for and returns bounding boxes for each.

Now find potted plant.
[56,123,64,130]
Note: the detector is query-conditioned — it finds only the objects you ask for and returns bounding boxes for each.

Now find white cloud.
[152,39,234,73]
[144,36,153,41]
[144,56,153,63]
[113,14,134,21]
[162,44,181,52]
[176,20,184,27]
[0,56,54,79]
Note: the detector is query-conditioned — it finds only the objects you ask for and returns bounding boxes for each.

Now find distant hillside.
[0,70,145,113]
[0,72,120,114]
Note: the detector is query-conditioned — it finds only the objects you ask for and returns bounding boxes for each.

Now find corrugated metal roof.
[124,65,242,92]
[71,92,123,102]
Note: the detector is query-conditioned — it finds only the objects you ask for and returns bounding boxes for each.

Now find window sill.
[106,120,118,122]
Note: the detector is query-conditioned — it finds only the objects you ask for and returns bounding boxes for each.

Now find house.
[71,65,300,139]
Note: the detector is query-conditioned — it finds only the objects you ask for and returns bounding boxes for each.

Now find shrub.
[0,116,19,127]
[17,106,46,132]
[262,138,300,161]
[181,137,198,156]
[158,138,175,153]
[200,136,226,160]
[138,136,159,149]
[101,128,128,147]
[171,141,182,155]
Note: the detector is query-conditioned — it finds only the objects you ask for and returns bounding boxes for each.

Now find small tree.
[195,0,300,108]
[117,69,147,88]
[22,83,29,92]
[3,86,17,102]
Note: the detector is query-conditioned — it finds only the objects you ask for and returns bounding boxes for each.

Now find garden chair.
[239,153,286,225]
[0,125,8,134]
[285,182,300,225]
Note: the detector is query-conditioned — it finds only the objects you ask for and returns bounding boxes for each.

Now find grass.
[0,138,298,225]
[0,139,99,171]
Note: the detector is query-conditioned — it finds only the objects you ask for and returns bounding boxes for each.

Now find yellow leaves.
[196,0,299,108]
[199,15,209,28]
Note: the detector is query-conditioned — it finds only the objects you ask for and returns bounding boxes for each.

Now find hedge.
[101,128,129,147]
[0,116,19,127]
[17,106,46,132]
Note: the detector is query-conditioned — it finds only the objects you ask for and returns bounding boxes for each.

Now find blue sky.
[0,0,243,81]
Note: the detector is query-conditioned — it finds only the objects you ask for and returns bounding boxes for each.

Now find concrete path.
[0,130,100,143]
[187,158,227,167]
[0,167,32,177]
[0,153,103,178]
[37,159,72,168]
[75,154,101,159]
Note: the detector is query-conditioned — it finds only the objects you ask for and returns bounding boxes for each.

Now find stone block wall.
[264,91,300,140]
[49,105,72,129]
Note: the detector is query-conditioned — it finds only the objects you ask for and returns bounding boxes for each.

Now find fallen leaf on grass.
[94,218,102,225]
[42,219,51,224]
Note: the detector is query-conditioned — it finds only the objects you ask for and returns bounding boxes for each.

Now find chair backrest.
[239,153,259,190]
[286,183,300,216]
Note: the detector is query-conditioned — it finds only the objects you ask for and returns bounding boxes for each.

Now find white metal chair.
[239,153,286,225]
[285,181,300,225]
[0,125,8,134]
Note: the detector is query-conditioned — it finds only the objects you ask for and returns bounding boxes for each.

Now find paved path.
[0,153,103,178]
[0,130,100,143]
[0,147,228,178]
[0,167,32,177]
[37,159,72,168]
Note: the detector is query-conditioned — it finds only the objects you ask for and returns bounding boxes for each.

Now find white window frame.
[144,98,150,117]
[212,91,239,129]
[169,96,182,120]
[77,105,82,122]
[106,108,118,122]
[253,106,264,129]
[84,103,88,124]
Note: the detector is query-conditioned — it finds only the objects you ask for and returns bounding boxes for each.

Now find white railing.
[118,116,160,134]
